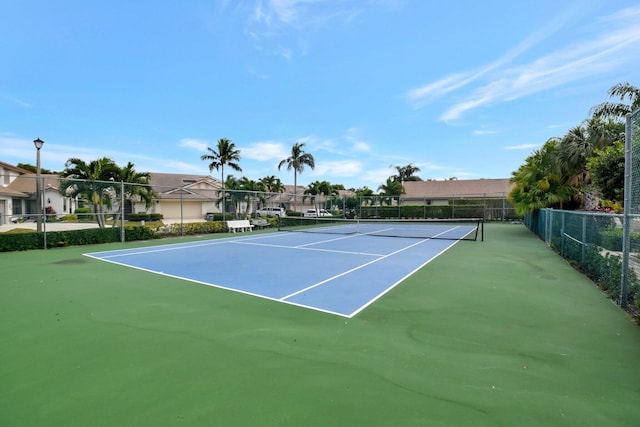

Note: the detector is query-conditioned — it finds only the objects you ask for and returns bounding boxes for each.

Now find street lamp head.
[33,137,45,150]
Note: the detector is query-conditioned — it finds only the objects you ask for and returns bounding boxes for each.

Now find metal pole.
[120,180,125,243]
[620,112,633,308]
[35,146,42,233]
[180,187,184,237]
[42,176,47,250]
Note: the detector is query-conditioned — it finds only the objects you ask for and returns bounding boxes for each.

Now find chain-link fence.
[524,208,640,311]
[524,108,640,313]
[1,172,518,249]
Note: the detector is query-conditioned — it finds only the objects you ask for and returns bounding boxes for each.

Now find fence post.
[120,180,125,243]
[620,112,633,308]
[581,214,587,266]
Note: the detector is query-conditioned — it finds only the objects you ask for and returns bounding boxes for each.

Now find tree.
[278,142,315,209]
[556,118,624,208]
[587,141,625,204]
[259,175,285,193]
[590,82,640,120]
[508,139,575,214]
[391,164,422,182]
[378,178,404,197]
[59,157,120,227]
[304,180,338,210]
[114,162,156,227]
[237,176,265,218]
[201,138,242,219]
[16,163,57,174]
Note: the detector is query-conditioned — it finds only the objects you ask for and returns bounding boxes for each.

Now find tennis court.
[85,219,480,317]
[2,223,640,426]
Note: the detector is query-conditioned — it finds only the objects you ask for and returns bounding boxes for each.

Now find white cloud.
[179,138,209,152]
[242,141,289,161]
[473,129,500,136]
[406,5,640,122]
[0,94,32,108]
[311,160,362,177]
[504,143,539,150]
[352,141,371,152]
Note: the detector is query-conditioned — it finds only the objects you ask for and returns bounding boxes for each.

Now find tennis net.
[277,217,484,241]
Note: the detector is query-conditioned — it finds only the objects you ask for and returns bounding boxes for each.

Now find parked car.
[304,209,332,217]
[256,207,286,217]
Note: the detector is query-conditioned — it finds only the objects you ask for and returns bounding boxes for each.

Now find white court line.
[230,240,385,257]
[84,232,285,259]
[279,238,430,301]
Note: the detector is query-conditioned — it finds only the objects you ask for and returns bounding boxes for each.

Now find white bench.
[227,220,254,233]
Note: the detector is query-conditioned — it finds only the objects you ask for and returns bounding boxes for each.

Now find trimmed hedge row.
[126,213,164,221]
[159,221,225,236]
[0,226,156,252]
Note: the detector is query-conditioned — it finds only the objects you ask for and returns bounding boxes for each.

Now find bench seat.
[227,220,254,233]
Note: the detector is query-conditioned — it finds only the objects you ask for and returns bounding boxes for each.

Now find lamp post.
[34,138,45,232]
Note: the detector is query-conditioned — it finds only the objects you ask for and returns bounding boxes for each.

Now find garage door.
[160,201,203,221]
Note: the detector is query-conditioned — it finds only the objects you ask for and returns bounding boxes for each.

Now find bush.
[75,207,94,222]
[0,226,159,252]
[598,227,640,252]
[60,214,78,221]
[126,213,163,221]
[159,221,225,236]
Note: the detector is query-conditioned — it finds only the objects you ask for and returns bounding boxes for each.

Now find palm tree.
[278,142,315,210]
[259,175,286,194]
[378,178,404,199]
[392,164,422,182]
[509,139,575,214]
[304,180,338,211]
[557,118,624,208]
[59,157,120,227]
[113,162,156,227]
[590,82,640,120]
[201,138,242,220]
[239,176,265,218]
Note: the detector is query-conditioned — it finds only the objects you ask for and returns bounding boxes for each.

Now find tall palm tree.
[201,138,242,220]
[59,157,120,227]
[278,142,315,209]
[590,82,640,119]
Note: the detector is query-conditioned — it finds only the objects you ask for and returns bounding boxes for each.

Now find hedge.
[0,226,156,252]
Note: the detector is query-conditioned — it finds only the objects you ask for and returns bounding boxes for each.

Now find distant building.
[0,161,77,224]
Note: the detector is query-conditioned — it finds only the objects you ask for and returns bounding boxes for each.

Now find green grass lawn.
[1,223,639,426]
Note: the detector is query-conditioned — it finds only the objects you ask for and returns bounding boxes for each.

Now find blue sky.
[1,0,639,190]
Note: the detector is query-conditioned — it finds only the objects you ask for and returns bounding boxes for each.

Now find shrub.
[61,214,78,221]
[126,213,163,221]
[0,226,159,252]
[75,207,94,222]
[159,221,225,236]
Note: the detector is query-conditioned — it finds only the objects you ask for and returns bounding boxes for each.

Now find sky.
[1,0,639,190]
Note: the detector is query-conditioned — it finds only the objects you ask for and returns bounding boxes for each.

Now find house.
[142,173,222,221]
[402,178,516,220]
[403,179,514,204]
[0,161,78,225]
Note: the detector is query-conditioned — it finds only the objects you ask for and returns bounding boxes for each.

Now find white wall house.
[0,161,78,225]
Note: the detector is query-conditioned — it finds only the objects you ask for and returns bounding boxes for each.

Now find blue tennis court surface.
[85,228,471,317]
